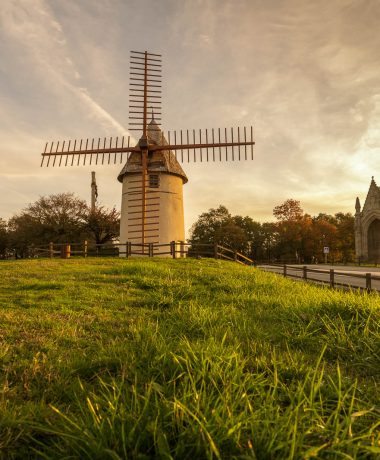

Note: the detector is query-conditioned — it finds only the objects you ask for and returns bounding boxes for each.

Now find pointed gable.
[362,177,380,213]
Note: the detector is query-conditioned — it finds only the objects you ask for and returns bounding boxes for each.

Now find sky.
[1,0,380,235]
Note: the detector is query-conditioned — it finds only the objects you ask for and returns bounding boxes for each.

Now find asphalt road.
[258,264,380,292]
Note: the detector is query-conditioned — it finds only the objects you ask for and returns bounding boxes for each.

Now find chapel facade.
[355,177,380,262]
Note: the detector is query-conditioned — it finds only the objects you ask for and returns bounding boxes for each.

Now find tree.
[190,206,231,243]
[190,201,356,264]
[190,205,249,251]
[8,193,89,256]
[335,213,355,263]
[85,206,120,245]
[272,199,309,261]
[310,215,338,263]
[273,199,303,221]
[0,218,8,258]
[8,193,122,255]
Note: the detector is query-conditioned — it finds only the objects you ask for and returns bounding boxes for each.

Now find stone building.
[355,177,380,261]
[118,117,188,247]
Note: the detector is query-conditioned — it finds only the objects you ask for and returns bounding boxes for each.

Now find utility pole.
[91,171,98,211]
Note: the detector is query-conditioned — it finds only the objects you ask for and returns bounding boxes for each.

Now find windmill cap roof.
[117,119,188,183]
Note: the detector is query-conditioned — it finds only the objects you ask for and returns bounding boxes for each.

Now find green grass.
[0,257,379,459]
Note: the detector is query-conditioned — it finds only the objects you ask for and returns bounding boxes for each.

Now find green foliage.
[8,193,88,254]
[189,205,260,256]
[6,193,120,255]
[189,202,355,263]
[86,206,120,245]
[0,258,379,458]
[0,218,8,257]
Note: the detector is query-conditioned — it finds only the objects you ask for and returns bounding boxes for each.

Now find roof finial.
[355,196,361,213]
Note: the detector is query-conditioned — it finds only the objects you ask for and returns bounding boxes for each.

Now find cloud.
[1,0,380,227]
[0,0,129,136]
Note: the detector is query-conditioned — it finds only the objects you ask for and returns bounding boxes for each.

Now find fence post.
[49,242,54,259]
[149,243,153,258]
[330,269,335,288]
[366,273,372,292]
[234,251,238,262]
[214,242,219,259]
[283,264,287,277]
[171,241,176,259]
[303,265,307,280]
[84,240,88,258]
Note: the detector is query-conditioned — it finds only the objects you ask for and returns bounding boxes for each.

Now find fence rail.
[26,241,253,266]
[259,264,380,293]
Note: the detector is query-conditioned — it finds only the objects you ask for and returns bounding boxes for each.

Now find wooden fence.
[27,241,253,266]
[259,264,380,293]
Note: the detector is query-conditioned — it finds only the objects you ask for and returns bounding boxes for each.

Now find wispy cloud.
[0,0,380,227]
[0,0,129,136]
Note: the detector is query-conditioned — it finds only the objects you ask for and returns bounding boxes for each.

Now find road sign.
[323,247,329,254]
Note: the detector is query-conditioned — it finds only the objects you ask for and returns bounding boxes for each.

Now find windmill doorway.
[368,219,380,262]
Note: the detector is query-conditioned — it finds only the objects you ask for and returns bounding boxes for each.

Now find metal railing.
[259,264,380,293]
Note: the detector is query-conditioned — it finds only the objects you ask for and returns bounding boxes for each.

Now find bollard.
[365,273,372,292]
[330,269,335,288]
[61,244,71,259]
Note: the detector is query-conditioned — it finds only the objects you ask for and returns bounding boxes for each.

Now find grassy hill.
[0,257,379,459]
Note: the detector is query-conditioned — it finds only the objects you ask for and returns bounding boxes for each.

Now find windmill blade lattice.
[40,126,254,166]
[40,50,256,250]
[129,51,162,133]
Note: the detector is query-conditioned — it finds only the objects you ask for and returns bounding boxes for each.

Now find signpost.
[323,246,329,264]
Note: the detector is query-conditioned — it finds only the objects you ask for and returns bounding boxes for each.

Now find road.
[257,264,380,292]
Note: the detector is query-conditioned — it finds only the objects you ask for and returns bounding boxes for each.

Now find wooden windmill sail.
[41,50,255,253]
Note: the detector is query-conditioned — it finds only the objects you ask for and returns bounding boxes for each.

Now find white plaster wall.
[158,174,185,244]
[119,172,185,251]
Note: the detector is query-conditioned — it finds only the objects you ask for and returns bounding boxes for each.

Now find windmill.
[41,51,255,255]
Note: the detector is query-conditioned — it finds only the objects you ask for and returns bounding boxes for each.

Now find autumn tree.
[311,215,338,263]
[273,199,303,221]
[272,199,310,261]
[331,213,355,262]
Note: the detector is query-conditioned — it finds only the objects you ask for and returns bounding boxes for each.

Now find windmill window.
[149,174,160,188]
